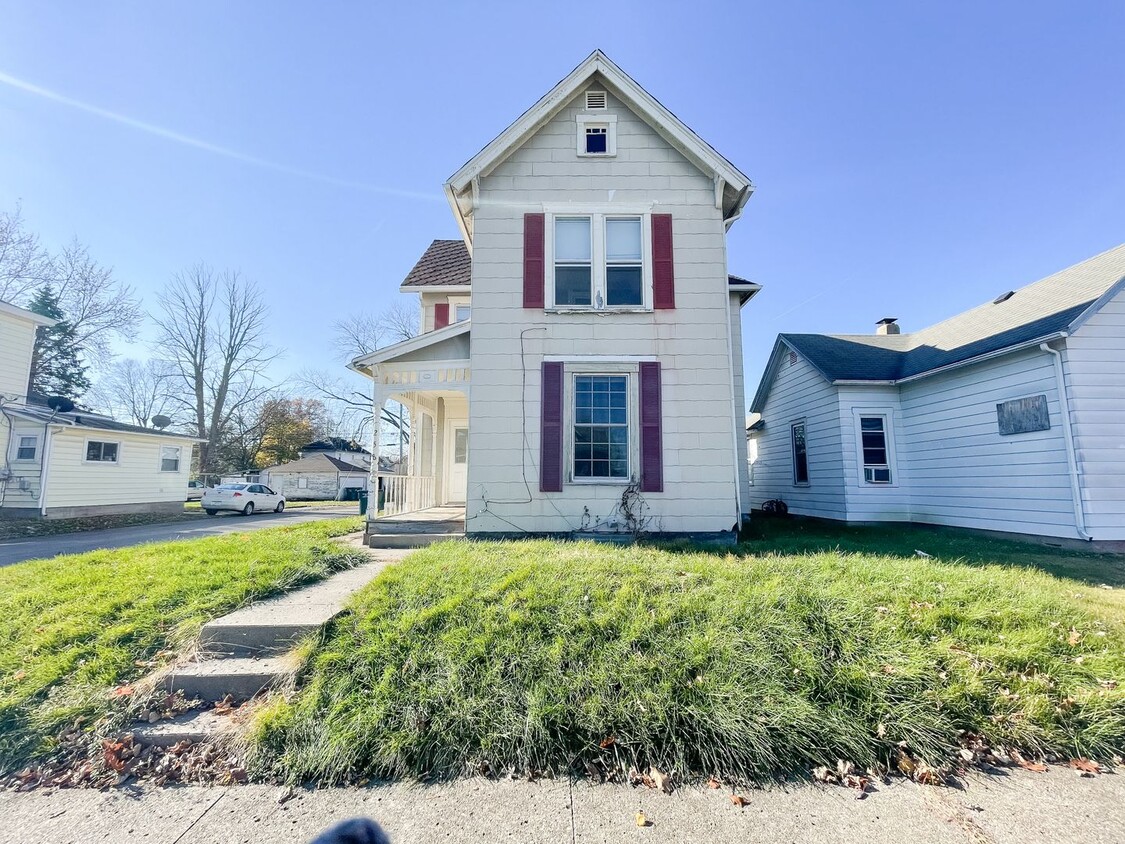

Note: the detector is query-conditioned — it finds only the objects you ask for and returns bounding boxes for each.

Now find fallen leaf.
[635,811,652,828]
[12,670,27,682]
[649,767,673,794]
[599,735,616,749]
[730,795,749,808]
[110,685,135,699]
[1067,629,1083,646]
[705,777,722,789]
[895,746,916,777]
[1070,758,1100,775]
[1019,761,1048,773]
[812,765,833,783]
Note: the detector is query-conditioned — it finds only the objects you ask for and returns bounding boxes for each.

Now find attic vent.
[993,290,1015,304]
[788,351,798,367]
[585,90,607,110]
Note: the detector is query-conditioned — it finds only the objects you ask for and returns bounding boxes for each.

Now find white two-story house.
[352,51,759,540]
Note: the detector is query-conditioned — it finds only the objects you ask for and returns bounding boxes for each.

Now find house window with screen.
[86,441,119,463]
[160,446,181,472]
[15,435,37,460]
[573,375,628,479]
[791,421,808,484]
[554,217,593,306]
[860,416,892,483]
[552,214,646,309]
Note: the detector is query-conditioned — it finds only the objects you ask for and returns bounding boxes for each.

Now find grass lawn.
[253,521,1125,784]
[0,516,364,773]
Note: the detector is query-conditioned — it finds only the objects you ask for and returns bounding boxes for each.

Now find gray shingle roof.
[264,453,368,474]
[402,239,471,288]
[401,238,752,292]
[783,243,1125,383]
[8,404,201,440]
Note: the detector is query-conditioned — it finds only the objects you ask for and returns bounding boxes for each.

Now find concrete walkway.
[1,767,1122,843]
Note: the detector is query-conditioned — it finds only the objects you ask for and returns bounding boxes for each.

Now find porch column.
[370,378,384,522]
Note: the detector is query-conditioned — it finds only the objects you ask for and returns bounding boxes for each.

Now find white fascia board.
[444,50,752,211]
[0,299,56,326]
[350,320,471,369]
[398,284,471,294]
[748,336,795,413]
[729,282,762,306]
[1067,274,1125,334]
[890,332,1067,385]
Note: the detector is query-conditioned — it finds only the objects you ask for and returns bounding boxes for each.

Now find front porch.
[350,322,472,548]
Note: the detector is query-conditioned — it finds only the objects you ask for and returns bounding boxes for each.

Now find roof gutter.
[1039,336,1091,541]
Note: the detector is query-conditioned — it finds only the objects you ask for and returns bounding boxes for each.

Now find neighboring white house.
[351,51,760,539]
[747,243,1125,542]
[0,298,201,519]
[259,439,375,500]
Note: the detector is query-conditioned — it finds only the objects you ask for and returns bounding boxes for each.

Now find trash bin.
[357,489,369,516]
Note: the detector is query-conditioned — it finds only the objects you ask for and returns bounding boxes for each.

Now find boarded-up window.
[997,395,1050,435]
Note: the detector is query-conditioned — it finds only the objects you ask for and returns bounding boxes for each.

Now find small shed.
[260,454,369,501]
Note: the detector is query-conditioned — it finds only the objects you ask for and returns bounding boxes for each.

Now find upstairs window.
[455,304,471,323]
[859,416,892,483]
[585,125,608,154]
[576,113,617,157]
[554,217,593,306]
[550,213,648,310]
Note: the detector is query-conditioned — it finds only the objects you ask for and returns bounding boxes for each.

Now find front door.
[447,426,468,503]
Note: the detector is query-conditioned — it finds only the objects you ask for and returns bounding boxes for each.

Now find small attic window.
[576,113,617,157]
[993,290,1015,304]
[585,90,607,110]
[585,126,608,154]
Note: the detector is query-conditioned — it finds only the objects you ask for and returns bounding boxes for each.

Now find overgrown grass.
[253,535,1125,784]
[0,516,364,772]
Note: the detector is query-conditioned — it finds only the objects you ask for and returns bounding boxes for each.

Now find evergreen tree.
[27,284,91,401]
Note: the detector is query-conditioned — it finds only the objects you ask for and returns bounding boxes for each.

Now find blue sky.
[2,2,1123,404]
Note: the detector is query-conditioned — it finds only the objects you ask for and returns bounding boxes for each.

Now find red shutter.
[523,213,545,309]
[434,303,450,330]
[540,361,563,492]
[639,361,663,492]
[651,214,675,309]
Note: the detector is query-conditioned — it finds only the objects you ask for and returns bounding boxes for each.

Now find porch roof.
[350,321,470,378]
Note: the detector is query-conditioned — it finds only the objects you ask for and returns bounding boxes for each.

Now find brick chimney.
[876,318,900,335]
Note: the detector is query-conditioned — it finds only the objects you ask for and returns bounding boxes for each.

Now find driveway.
[0,506,360,567]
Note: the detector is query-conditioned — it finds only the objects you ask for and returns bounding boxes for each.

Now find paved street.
[0,767,1122,844]
[0,506,360,567]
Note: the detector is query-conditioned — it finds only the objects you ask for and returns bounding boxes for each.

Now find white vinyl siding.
[1065,285,1125,539]
[44,430,194,510]
[467,85,741,534]
[898,347,1076,538]
[748,350,846,519]
[0,310,39,404]
[837,387,910,523]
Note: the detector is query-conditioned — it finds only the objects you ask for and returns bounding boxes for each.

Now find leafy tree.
[255,398,329,467]
[27,284,91,400]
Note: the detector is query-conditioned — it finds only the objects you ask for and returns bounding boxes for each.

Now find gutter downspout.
[1040,339,1091,541]
[37,425,62,517]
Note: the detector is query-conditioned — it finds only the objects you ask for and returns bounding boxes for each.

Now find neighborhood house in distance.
[259,438,374,500]
[0,299,201,519]
[351,50,759,541]
[748,243,1125,543]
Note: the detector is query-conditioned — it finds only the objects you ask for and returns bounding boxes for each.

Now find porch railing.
[377,474,435,518]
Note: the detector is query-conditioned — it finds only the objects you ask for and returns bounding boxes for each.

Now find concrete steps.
[366,513,465,549]
[130,545,410,747]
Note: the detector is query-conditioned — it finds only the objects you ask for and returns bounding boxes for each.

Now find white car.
[185,479,206,501]
[201,483,286,516]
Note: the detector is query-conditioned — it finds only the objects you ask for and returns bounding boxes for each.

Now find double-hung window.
[551,214,646,310]
[160,446,181,472]
[859,416,892,483]
[15,435,37,461]
[85,440,119,463]
[791,421,809,485]
[573,374,629,480]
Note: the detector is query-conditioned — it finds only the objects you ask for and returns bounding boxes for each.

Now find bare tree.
[154,264,278,475]
[0,206,50,302]
[50,240,142,371]
[89,358,181,428]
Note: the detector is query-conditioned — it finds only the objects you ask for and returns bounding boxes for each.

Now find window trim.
[790,419,809,486]
[159,445,182,473]
[83,439,121,465]
[852,409,899,488]
[564,362,639,486]
[544,209,653,313]
[14,434,38,462]
[576,112,617,157]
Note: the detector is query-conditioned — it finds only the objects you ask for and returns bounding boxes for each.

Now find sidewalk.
[1,767,1122,843]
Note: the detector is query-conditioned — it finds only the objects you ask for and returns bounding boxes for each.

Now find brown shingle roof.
[402,239,471,288]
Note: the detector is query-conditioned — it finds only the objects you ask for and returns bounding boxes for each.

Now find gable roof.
[401,239,471,290]
[444,50,753,246]
[301,437,370,455]
[751,243,1125,410]
[263,453,368,474]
